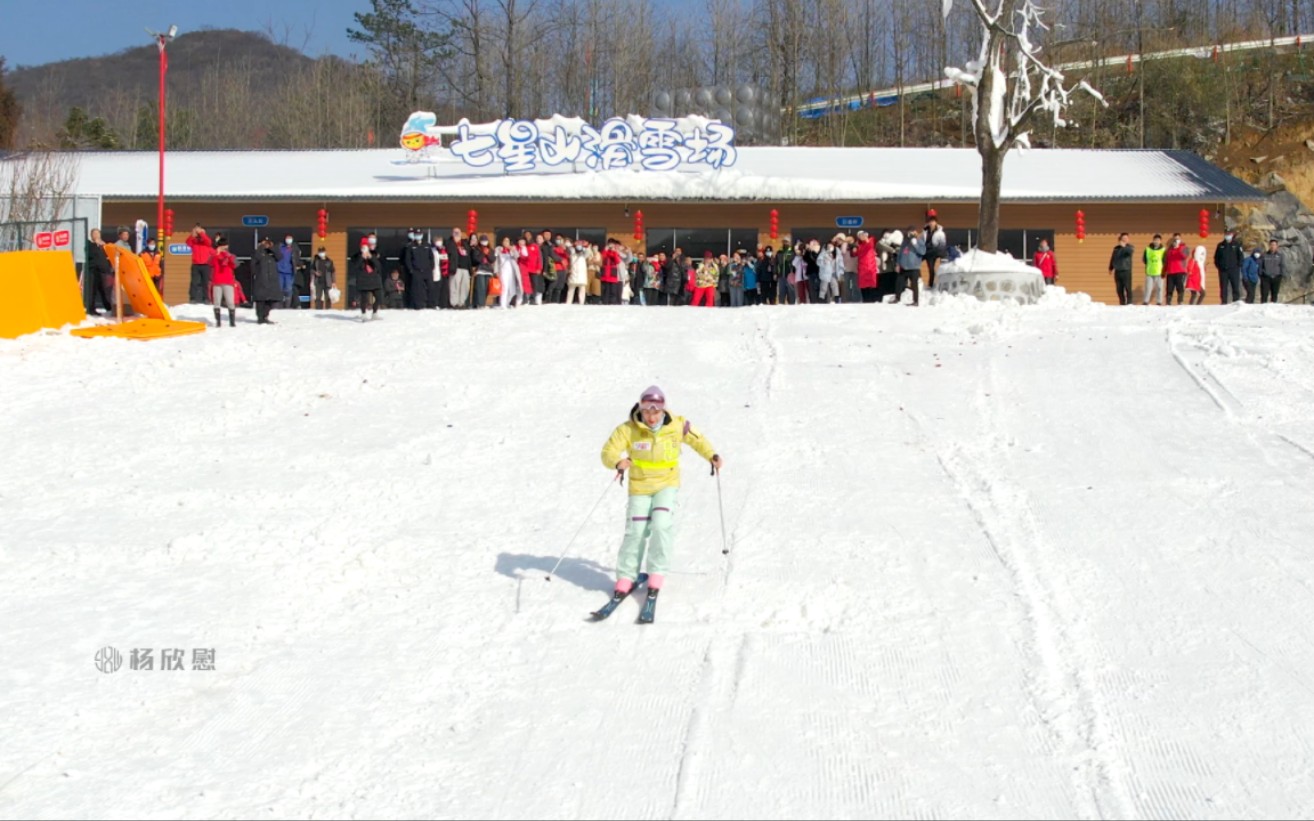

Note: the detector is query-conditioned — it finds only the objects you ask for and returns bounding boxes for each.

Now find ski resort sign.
[400,112,738,174]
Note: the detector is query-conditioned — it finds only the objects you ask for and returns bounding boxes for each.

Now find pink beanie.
[639,385,665,406]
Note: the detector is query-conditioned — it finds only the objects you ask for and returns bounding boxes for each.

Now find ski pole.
[715,467,729,555]
[545,470,623,581]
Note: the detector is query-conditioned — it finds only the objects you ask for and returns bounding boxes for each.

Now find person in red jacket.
[520,231,544,304]
[512,233,533,304]
[186,224,215,304]
[210,236,238,328]
[854,230,879,302]
[1164,233,1190,305]
[1186,244,1208,305]
[1032,239,1058,286]
[600,239,623,305]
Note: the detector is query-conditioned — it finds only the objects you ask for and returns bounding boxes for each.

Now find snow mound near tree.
[935,248,1047,304]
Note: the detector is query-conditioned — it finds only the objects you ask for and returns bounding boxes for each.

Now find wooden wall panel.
[102,199,1227,307]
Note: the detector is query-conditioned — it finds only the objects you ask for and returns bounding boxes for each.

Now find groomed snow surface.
[4,292,1314,819]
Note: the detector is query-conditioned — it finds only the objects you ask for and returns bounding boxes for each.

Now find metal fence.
[0,218,91,262]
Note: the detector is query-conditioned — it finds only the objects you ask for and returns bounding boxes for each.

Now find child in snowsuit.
[385,269,406,309]
[600,386,723,600]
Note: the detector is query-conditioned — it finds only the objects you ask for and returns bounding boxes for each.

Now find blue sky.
[1,0,373,68]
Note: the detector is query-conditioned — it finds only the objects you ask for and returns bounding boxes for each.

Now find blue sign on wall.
[168,244,192,255]
[836,216,864,229]
[242,215,269,227]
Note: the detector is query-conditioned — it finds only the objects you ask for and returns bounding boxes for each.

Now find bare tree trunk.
[978,142,1004,253]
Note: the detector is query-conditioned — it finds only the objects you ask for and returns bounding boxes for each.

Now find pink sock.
[614,578,633,595]
[648,574,664,590]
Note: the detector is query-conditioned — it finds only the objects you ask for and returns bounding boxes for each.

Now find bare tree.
[0,149,80,235]
[945,0,1106,253]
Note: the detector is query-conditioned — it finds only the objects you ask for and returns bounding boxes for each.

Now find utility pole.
[1137,4,1146,148]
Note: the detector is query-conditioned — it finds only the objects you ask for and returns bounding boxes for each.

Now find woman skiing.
[596,386,723,622]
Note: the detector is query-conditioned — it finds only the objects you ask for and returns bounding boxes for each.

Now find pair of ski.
[590,572,658,624]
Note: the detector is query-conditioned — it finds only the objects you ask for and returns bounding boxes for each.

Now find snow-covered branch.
[945,0,1107,151]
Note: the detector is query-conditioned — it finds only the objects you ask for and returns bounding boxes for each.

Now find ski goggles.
[639,401,665,412]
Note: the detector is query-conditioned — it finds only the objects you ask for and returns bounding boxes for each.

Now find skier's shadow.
[495,553,614,593]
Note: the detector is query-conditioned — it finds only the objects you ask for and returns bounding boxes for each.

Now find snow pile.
[935,248,1047,304]
[4,302,1314,817]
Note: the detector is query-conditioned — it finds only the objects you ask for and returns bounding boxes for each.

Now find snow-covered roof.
[28,147,1264,203]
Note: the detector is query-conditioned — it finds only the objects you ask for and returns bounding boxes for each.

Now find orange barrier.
[71,318,207,340]
[68,245,206,340]
[0,250,87,339]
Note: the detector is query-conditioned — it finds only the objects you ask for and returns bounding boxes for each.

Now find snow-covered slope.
[3,294,1314,819]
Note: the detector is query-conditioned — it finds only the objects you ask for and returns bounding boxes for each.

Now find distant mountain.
[8,28,313,116]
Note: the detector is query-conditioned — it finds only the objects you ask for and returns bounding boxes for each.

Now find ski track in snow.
[5,298,1314,818]
[908,354,1134,821]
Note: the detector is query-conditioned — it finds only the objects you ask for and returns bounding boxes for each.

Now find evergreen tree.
[347,0,450,115]
[58,107,121,149]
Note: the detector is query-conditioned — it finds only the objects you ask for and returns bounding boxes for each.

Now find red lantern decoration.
[467,209,478,236]
[1198,208,1210,239]
[769,208,780,240]
[163,208,174,238]
[633,209,644,241]
[1075,210,1086,243]
[316,208,329,240]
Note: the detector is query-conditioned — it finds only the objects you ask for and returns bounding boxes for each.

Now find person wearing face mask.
[401,228,434,310]
[1213,230,1245,304]
[1032,239,1057,286]
[1241,246,1262,303]
[471,234,495,308]
[274,234,302,308]
[250,236,284,325]
[567,239,590,305]
[595,385,722,622]
[140,238,163,296]
[311,247,337,309]
[351,236,383,320]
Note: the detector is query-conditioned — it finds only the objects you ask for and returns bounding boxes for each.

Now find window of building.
[645,228,756,260]
[346,228,410,265]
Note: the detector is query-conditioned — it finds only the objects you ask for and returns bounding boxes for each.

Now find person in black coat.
[402,229,434,309]
[250,236,284,324]
[663,249,687,306]
[351,239,383,320]
[756,247,777,306]
[1213,231,1245,305]
[83,228,114,315]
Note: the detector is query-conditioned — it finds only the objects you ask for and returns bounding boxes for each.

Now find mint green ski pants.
[616,486,679,589]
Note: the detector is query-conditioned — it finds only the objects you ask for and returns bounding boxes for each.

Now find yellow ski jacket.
[601,405,718,496]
